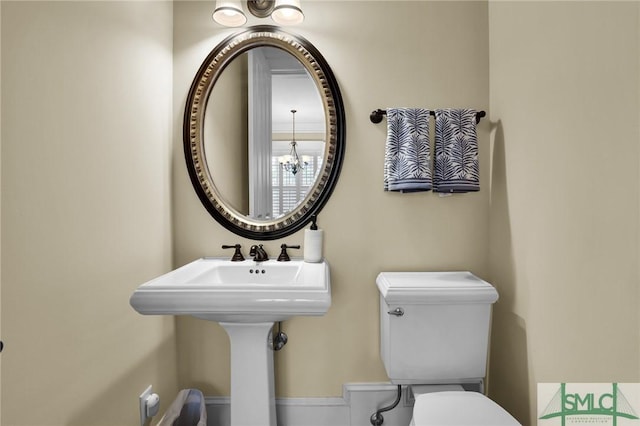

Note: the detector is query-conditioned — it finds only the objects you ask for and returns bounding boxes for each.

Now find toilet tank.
[376,272,498,384]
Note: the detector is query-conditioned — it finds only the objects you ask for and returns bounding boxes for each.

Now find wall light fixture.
[213,0,304,27]
[272,0,304,26]
[212,1,247,27]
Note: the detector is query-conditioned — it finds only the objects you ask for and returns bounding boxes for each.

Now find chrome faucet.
[249,244,269,262]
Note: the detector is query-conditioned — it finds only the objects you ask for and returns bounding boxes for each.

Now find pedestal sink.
[130,257,331,426]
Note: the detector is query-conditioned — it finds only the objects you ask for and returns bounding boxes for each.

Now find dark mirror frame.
[184,25,345,240]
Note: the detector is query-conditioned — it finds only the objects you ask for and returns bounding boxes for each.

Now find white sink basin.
[130,257,331,426]
[129,257,331,322]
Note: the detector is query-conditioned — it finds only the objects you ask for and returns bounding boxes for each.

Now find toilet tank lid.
[376,272,498,304]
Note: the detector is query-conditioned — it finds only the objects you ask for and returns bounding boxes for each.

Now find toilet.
[376,271,520,426]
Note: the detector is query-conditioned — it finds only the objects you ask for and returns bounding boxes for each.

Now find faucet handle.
[277,244,300,262]
[222,244,245,262]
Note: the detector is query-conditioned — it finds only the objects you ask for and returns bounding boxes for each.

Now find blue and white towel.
[384,108,432,192]
[433,109,480,193]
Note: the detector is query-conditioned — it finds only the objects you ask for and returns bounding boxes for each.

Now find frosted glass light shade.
[271,0,304,25]
[213,0,247,27]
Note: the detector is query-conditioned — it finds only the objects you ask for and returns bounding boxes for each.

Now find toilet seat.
[412,391,520,426]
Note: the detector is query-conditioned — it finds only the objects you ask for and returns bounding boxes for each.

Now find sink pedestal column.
[220,322,276,426]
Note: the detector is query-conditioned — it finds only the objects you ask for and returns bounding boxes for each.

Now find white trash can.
[157,389,207,426]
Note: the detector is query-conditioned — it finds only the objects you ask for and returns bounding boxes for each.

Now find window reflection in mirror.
[271,142,324,217]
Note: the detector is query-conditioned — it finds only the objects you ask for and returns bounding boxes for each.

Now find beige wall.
[2,2,639,425]
[488,2,640,424]
[173,0,490,397]
[1,2,177,425]
[0,1,3,420]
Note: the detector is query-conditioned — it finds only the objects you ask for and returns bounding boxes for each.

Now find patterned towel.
[384,108,432,192]
[433,109,480,193]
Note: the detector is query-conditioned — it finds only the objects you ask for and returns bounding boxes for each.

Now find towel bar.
[370,109,486,124]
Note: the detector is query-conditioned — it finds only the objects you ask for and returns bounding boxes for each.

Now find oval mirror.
[184,26,345,240]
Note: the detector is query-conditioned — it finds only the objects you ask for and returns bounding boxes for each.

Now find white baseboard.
[204,383,414,426]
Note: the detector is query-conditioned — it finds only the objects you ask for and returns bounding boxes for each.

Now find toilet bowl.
[411,391,518,426]
[376,271,521,426]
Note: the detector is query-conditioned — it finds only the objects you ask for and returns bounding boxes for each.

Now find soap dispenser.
[303,214,323,263]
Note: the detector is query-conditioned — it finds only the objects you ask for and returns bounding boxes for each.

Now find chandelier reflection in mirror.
[279,109,310,176]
